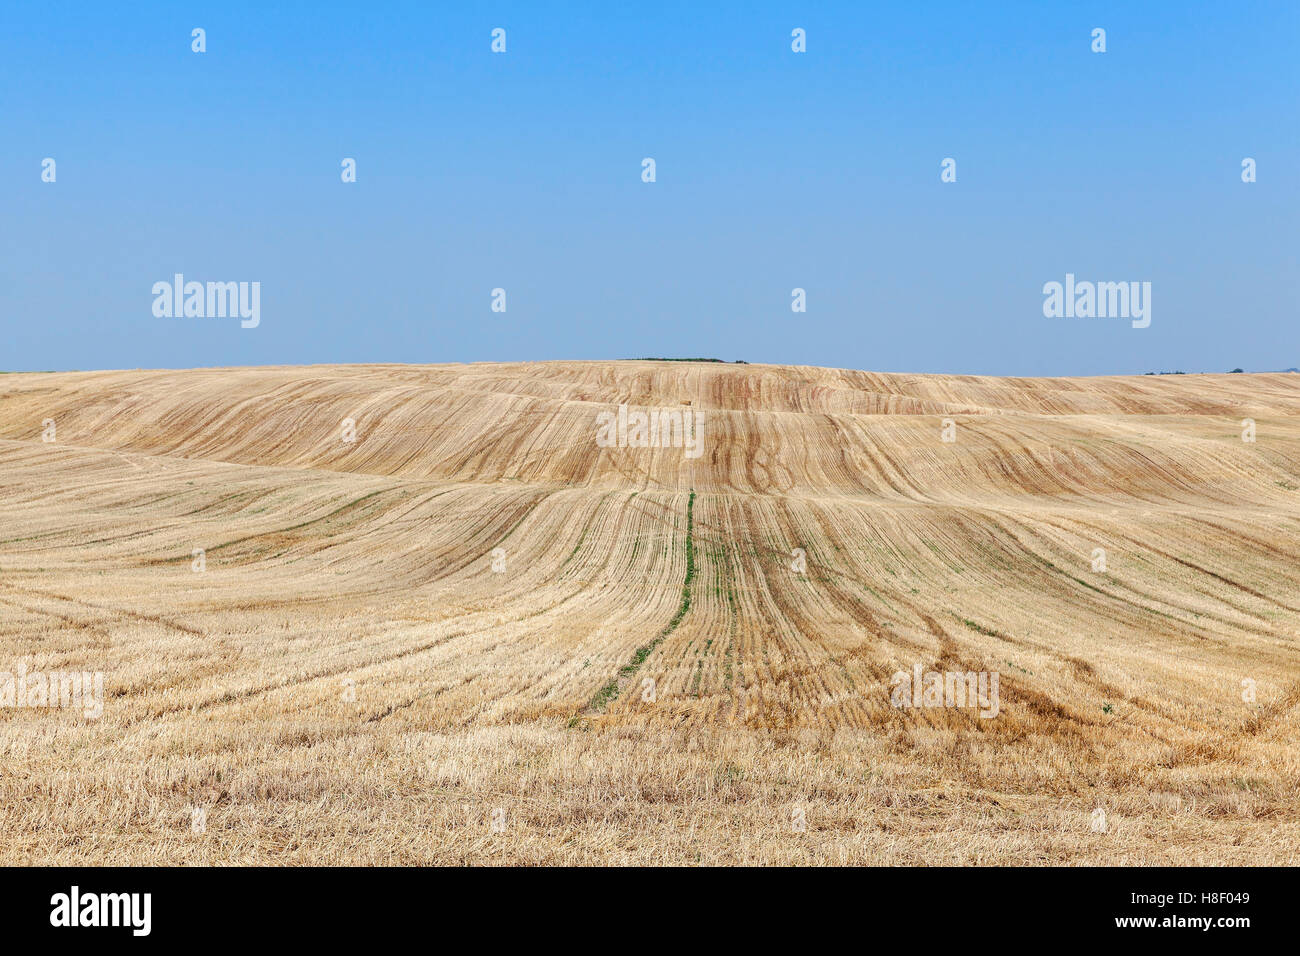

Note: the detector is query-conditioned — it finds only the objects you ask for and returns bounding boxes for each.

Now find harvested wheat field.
[0,361,1297,865]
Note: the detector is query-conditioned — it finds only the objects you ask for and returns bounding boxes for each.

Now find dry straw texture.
[0,362,1297,864]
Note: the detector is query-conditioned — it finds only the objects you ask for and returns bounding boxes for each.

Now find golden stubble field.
[0,361,1297,865]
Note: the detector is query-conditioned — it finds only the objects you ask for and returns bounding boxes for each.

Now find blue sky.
[2,1,1296,375]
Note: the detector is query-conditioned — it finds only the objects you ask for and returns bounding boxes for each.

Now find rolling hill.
[0,361,1297,864]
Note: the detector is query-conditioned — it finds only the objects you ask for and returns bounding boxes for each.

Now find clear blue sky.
[3,1,1296,375]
